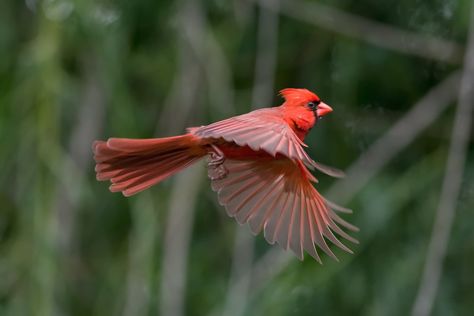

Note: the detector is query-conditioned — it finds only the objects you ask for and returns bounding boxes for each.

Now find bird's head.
[279,88,333,118]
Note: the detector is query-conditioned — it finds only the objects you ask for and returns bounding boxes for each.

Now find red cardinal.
[93,88,358,262]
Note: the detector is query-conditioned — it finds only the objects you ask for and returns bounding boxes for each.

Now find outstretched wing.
[192,108,344,178]
[208,157,358,262]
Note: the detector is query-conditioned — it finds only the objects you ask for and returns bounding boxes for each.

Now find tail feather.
[93,134,206,196]
[95,149,186,175]
[110,153,193,186]
[107,136,193,152]
[110,156,202,196]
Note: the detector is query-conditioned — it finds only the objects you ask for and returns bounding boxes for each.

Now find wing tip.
[324,198,353,214]
[315,163,346,178]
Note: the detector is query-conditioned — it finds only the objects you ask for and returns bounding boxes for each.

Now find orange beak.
[316,102,333,117]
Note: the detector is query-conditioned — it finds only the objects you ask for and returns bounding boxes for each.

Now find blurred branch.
[245,247,293,295]
[123,194,156,316]
[233,0,252,26]
[326,71,461,203]
[156,40,201,134]
[229,70,461,296]
[221,227,256,316]
[412,4,474,316]
[157,3,206,316]
[251,0,279,109]
[179,2,235,118]
[257,0,464,64]
[156,4,203,134]
[221,1,279,316]
[159,165,203,316]
[157,0,234,133]
[54,55,106,254]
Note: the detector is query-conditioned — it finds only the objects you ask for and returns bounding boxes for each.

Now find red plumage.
[93,88,358,262]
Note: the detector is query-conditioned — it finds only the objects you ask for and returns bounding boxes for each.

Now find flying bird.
[93,88,358,262]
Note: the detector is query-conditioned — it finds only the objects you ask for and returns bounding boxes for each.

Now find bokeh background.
[1,0,473,315]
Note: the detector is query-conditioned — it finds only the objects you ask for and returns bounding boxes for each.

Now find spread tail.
[93,134,206,196]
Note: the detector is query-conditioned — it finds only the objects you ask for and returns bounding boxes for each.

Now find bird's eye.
[307,100,320,111]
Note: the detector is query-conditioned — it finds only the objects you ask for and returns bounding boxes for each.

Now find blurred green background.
[1,0,473,315]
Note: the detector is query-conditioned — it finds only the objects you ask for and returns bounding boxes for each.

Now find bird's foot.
[208,165,228,180]
[208,145,228,180]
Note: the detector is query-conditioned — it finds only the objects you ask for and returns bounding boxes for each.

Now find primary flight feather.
[93,88,358,262]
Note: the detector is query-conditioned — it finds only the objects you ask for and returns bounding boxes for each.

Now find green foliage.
[0,0,473,315]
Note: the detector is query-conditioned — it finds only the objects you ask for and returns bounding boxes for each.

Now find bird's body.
[93,88,357,262]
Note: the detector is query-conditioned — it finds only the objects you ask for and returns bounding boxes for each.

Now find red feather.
[93,88,356,261]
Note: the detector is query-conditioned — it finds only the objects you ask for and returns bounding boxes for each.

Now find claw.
[207,144,228,180]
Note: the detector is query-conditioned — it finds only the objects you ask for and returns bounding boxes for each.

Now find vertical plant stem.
[123,193,157,316]
[412,3,474,316]
[55,54,106,259]
[159,165,203,316]
[31,14,62,316]
[158,3,206,315]
[221,1,279,316]
[251,0,280,109]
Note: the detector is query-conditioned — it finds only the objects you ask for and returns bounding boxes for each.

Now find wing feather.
[193,108,344,174]
[247,175,285,234]
[288,188,303,259]
[309,195,338,261]
[234,180,274,224]
[194,108,345,177]
[275,189,294,250]
[208,157,357,262]
[304,194,322,262]
[228,180,268,220]
[264,189,290,245]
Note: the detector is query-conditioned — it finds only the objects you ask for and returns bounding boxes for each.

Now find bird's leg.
[208,144,225,165]
[207,144,228,180]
